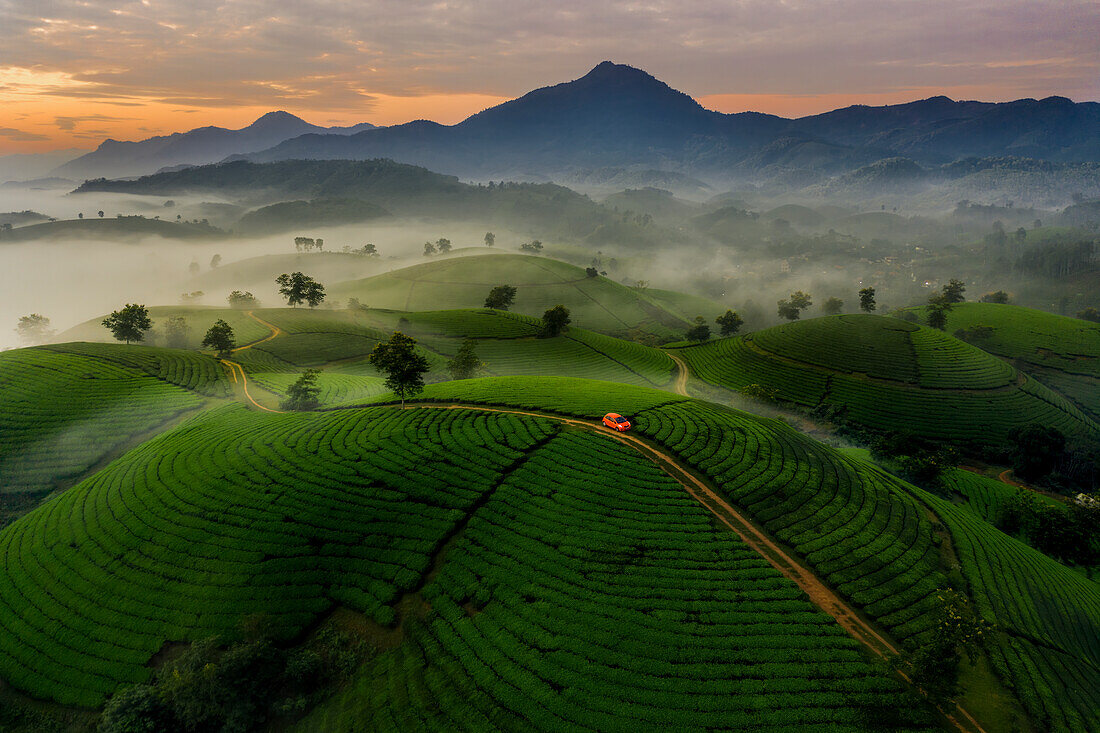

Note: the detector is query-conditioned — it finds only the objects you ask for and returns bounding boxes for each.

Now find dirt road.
[231,311,282,352]
[666,350,690,396]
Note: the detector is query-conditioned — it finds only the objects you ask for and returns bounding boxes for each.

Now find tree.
[1008,424,1066,481]
[585,267,599,278]
[980,290,1009,304]
[447,338,484,380]
[98,210,104,218]
[201,319,235,357]
[359,243,378,257]
[227,290,258,308]
[519,240,543,253]
[1077,308,1100,323]
[789,291,812,310]
[368,333,429,407]
[908,588,989,705]
[435,238,452,254]
[484,285,517,310]
[315,238,323,251]
[822,297,844,315]
[858,287,876,312]
[15,313,54,344]
[685,316,710,342]
[102,304,152,344]
[164,317,189,349]
[423,241,436,256]
[941,278,967,303]
[276,272,324,308]
[294,236,315,252]
[715,309,744,337]
[77,212,83,219]
[188,261,200,276]
[210,254,222,269]
[484,232,495,247]
[99,684,170,733]
[280,369,322,411]
[777,299,800,321]
[926,291,954,330]
[540,305,571,337]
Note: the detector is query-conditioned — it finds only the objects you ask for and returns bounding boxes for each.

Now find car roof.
[605,412,622,418]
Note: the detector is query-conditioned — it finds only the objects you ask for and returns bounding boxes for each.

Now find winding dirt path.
[231,310,283,352]
[666,350,690,396]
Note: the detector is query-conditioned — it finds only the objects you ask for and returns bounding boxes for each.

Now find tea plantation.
[675,314,1099,445]
[0,344,222,497]
[903,302,1100,419]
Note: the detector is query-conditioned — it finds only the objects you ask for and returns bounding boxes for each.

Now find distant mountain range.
[228,62,1099,181]
[53,112,375,180]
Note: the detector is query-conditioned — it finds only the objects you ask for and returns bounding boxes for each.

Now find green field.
[0,344,222,497]
[676,314,1099,446]
[59,306,272,350]
[902,303,1100,419]
[328,253,694,340]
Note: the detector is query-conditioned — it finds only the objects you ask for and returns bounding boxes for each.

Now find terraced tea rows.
[0,405,558,705]
[917,490,1100,733]
[676,314,1098,445]
[0,346,208,495]
[302,431,939,731]
[362,379,949,648]
[43,342,230,396]
[58,306,271,349]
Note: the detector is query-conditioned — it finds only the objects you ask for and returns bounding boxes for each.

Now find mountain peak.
[246,111,309,130]
[579,61,661,85]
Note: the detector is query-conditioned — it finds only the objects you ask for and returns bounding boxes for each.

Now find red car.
[602,413,631,431]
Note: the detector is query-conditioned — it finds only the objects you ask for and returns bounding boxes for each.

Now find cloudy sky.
[1,0,1097,153]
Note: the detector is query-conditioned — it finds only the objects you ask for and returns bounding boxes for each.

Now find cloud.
[54,114,133,131]
[0,0,1096,116]
[0,127,51,142]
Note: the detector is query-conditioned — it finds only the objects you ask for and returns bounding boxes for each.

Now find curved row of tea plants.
[916,489,1100,733]
[0,404,558,705]
[301,430,939,731]
[676,315,1098,445]
[0,346,210,495]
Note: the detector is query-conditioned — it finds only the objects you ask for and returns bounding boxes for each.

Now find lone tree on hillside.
[102,304,152,344]
[484,285,517,310]
[15,313,54,345]
[210,254,221,269]
[423,241,436,256]
[275,272,325,308]
[519,240,543,253]
[227,290,258,309]
[908,588,989,705]
[822,297,844,315]
[715,309,744,337]
[1079,308,1100,323]
[980,290,1010,304]
[280,369,322,411]
[484,232,495,247]
[447,338,485,380]
[164,317,189,349]
[686,316,711,342]
[201,319,236,357]
[858,287,876,312]
[777,291,812,321]
[368,332,429,407]
[539,305,571,337]
[926,294,952,330]
[585,267,599,278]
[942,278,967,304]
[435,238,452,254]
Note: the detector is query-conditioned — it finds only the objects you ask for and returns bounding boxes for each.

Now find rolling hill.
[903,302,1100,419]
[329,253,698,341]
[675,314,1099,446]
[0,216,223,242]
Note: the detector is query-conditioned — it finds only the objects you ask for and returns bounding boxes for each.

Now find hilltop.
[0,216,223,242]
[676,314,1099,446]
[328,253,715,340]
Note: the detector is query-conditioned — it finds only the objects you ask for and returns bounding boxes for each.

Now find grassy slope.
[194,252,385,295]
[0,394,937,729]
[0,344,225,496]
[0,217,219,241]
[904,302,1100,418]
[677,314,1099,446]
[328,253,692,340]
[58,306,271,349]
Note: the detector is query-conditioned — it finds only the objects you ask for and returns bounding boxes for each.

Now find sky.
[1,0,1097,153]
